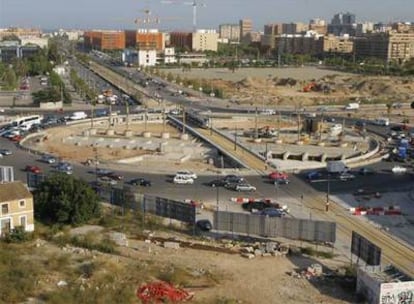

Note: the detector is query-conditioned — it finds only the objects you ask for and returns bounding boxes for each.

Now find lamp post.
[326,173,331,212]
[234,126,237,151]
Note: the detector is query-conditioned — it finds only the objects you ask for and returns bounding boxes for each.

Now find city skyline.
[1,0,413,31]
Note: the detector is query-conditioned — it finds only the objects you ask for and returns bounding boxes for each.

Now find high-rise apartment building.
[282,22,308,35]
[328,12,357,36]
[239,19,253,43]
[354,31,414,62]
[309,19,328,35]
[262,23,283,48]
[219,24,240,42]
[192,30,218,51]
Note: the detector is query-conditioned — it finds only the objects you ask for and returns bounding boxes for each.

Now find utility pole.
[254,107,258,139]
[234,125,237,151]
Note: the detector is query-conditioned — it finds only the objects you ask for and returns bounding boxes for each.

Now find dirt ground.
[168,67,414,107]
[31,225,355,304]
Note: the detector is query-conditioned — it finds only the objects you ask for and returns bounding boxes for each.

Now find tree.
[3,68,17,90]
[34,174,101,225]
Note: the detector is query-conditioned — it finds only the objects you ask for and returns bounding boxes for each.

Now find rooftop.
[0,181,32,202]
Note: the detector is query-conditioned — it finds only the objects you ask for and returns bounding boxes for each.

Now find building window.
[1,204,8,215]
[20,216,27,229]
[19,200,26,208]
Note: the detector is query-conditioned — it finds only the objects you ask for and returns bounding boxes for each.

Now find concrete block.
[241,253,255,259]
[163,242,180,249]
[142,131,151,138]
[262,253,272,257]
[254,249,263,256]
[242,246,254,253]
[181,134,189,141]
[302,152,309,161]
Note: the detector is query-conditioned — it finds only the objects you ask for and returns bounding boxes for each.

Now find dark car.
[359,167,375,175]
[196,219,212,231]
[307,171,322,182]
[258,207,285,217]
[242,201,279,212]
[128,178,152,187]
[223,175,244,184]
[207,179,228,187]
[0,149,12,155]
[107,172,124,181]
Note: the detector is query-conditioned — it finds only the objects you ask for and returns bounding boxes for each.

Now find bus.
[373,117,390,126]
[11,115,43,130]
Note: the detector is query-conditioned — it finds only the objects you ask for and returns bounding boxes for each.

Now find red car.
[10,135,23,142]
[268,171,288,180]
[25,165,42,174]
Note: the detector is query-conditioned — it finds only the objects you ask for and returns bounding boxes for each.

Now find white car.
[175,170,197,179]
[235,183,256,192]
[173,175,194,184]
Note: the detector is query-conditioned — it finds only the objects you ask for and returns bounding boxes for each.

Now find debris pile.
[240,242,289,259]
[288,263,324,280]
[137,281,193,303]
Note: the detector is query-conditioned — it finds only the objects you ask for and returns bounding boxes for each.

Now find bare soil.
[168,67,414,107]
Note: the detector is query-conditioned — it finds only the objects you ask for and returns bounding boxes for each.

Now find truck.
[345,103,360,110]
[326,161,349,173]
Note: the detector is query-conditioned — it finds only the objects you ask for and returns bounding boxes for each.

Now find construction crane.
[161,0,206,31]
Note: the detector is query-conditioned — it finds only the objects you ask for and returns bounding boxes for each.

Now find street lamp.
[326,173,331,212]
[234,126,237,151]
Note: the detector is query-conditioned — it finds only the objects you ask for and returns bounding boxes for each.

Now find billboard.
[351,231,382,266]
[213,211,336,243]
[143,196,196,224]
[26,172,46,188]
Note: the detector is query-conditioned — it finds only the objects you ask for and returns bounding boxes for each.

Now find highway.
[65,58,414,276]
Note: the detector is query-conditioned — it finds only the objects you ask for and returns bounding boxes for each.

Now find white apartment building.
[192,29,218,52]
[137,49,157,67]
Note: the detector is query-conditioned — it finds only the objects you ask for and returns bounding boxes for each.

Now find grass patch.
[301,246,335,259]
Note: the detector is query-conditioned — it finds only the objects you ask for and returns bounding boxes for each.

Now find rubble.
[163,241,180,249]
[239,242,289,258]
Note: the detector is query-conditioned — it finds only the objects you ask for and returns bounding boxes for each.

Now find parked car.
[25,165,41,174]
[96,168,113,176]
[358,167,375,175]
[128,178,152,187]
[175,170,197,179]
[56,166,73,175]
[0,149,12,155]
[274,178,290,185]
[234,183,256,192]
[40,155,56,164]
[196,219,212,231]
[99,175,117,185]
[173,175,194,184]
[339,172,356,181]
[106,172,124,181]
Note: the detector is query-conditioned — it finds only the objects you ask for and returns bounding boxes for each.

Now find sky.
[0,0,413,31]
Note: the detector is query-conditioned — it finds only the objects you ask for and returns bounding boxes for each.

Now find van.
[69,111,87,120]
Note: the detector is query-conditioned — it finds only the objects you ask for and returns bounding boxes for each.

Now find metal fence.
[214,211,336,243]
